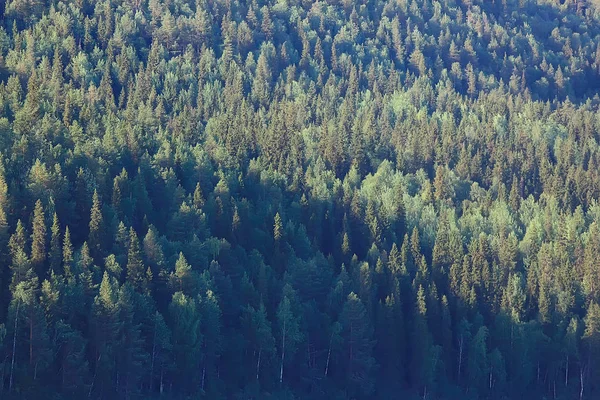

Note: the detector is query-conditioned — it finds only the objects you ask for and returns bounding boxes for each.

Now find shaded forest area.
[0,0,600,398]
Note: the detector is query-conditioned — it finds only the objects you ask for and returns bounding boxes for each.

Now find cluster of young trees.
[0,0,600,398]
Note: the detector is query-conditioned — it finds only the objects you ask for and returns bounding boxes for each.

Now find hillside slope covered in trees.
[1,0,600,399]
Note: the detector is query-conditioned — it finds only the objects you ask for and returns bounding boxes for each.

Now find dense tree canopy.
[0,0,599,399]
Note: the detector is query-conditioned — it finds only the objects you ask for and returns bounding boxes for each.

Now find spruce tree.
[9,220,30,290]
[62,226,73,278]
[91,272,120,396]
[200,289,222,393]
[126,228,147,293]
[410,285,433,396]
[339,292,376,397]
[274,212,283,243]
[89,189,104,259]
[49,213,61,273]
[31,199,47,274]
[276,290,303,384]
[169,291,202,391]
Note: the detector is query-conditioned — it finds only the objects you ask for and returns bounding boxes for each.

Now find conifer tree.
[277,289,303,384]
[200,290,222,392]
[410,285,433,396]
[55,320,89,395]
[467,326,489,392]
[127,228,147,293]
[49,213,61,273]
[244,302,275,382]
[274,212,283,243]
[339,292,376,397]
[62,226,73,278]
[9,221,30,290]
[91,272,120,396]
[169,292,202,390]
[31,199,46,274]
[193,182,205,209]
[9,220,27,260]
[89,189,104,259]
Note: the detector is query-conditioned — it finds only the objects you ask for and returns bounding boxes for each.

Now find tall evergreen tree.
[49,213,61,273]
[30,199,46,274]
[89,190,104,259]
[339,292,376,397]
[276,289,303,384]
[62,226,73,279]
[126,228,148,293]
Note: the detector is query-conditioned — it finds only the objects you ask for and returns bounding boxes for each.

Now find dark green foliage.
[339,292,376,397]
[0,0,599,399]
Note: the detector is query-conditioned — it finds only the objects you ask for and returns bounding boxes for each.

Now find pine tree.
[342,231,351,259]
[89,189,104,259]
[0,206,9,263]
[143,225,165,274]
[200,289,222,393]
[391,16,405,65]
[169,292,202,391]
[193,182,205,209]
[170,252,195,295]
[30,200,47,274]
[261,7,274,41]
[8,269,52,386]
[115,284,147,396]
[488,348,507,393]
[91,272,120,396]
[62,226,73,278]
[148,311,172,395]
[563,316,581,388]
[114,221,129,265]
[0,170,8,212]
[339,292,376,397]
[274,212,283,243]
[9,220,27,260]
[432,212,452,275]
[375,293,405,383]
[467,326,489,392]
[244,302,275,382]
[127,228,147,293]
[410,285,433,396]
[49,213,61,273]
[277,289,303,384]
[9,221,30,290]
[55,320,89,395]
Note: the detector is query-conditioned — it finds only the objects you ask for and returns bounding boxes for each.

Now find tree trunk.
[9,299,20,392]
[150,318,157,392]
[89,353,100,398]
[0,355,7,396]
[160,368,164,395]
[280,319,286,384]
[325,332,333,377]
[579,365,584,400]
[256,348,262,381]
[566,355,569,387]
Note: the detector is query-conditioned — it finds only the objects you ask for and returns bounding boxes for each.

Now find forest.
[0,0,600,398]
